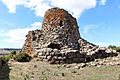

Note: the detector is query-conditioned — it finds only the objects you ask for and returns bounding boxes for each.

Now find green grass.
[1,59,120,80]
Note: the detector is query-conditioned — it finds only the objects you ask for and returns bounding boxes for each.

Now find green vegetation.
[11,51,17,55]
[14,53,32,62]
[0,54,13,62]
[108,45,120,52]
[0,51,32,62]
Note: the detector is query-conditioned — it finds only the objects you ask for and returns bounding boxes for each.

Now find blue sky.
[0,0,120,48]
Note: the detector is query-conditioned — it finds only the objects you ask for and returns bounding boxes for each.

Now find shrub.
[14,53,32,62]
[108,45,120,53]
[0,52,32,62]
[0,54,13,62]
[0,51,17,62]
[11,51,17,55]
[108,45,116,49]
[116,47,120,52]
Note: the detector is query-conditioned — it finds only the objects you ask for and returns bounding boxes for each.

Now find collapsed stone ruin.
[21,7,118,64]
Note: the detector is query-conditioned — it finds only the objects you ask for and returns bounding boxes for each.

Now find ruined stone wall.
[21,7,118,64]
[21,30,43,55]
[21,31,33,55]
[22,7,81,55]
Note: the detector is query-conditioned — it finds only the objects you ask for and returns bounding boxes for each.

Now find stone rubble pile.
[21,7,118,64]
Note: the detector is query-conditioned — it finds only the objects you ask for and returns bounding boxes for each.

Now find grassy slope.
[1,58,120,80]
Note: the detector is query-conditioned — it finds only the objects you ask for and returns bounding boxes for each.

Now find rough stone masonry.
[21,7,118,64]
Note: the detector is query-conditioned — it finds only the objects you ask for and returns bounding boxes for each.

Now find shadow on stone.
[85,52,118,62]
[61,50,118,64]
[0,62,10,80]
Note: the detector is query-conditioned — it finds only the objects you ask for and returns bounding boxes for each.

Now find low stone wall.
[37,48,85,64]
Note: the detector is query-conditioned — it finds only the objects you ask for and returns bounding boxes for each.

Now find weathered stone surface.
[21,30,42,55]
[21,7,118,64]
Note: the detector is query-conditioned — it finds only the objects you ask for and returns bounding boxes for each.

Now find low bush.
[0,51,18,62]
[14,53,32,62]
[0,54,13,62]
[0,52,32,62]
[108,45,120,53]
[11,51,17,55]
[116,48,120,52]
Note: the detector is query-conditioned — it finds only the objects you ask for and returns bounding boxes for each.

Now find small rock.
[66,65,71,68]
[50,52,55,56]
[96,65,101,67]
[98,61,103,65]
[61,73,65,76]
[115,62,120,65]
[58,57,63,60]
[34,65,37,68]
[105,63,110,66]
[8,59,16,63]
[95,59,99,62]
[44,59,48,62]
[105,49,113,53]
[95,48,99,53]
[46,52,50,56]
[57,65,61,68]
[62,64,67,67]
[75,66,80,69]
[71,70,77,73]
[38,52,44,56]
[70,63,77,66]
[53,49,59,52]
[47,56,52,61]
[36,58,40,61]
[99,47,106,51]
[112,57,119,61]
[90,62,97,66]
[109,62,114,66]
[80,63,86,68]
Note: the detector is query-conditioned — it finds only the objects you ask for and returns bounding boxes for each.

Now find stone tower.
[21,7,83,63]
[21,7,116,64]
[22,7,81,54]
[41,7,81,49]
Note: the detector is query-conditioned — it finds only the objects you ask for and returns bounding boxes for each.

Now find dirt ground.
[1,58,120,80]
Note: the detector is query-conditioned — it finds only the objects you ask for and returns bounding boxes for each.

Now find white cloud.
[1,0,97,18]
[1,0,27,13]
[31,22,42,27]
[49,0,97,18]
[83,24,98,34]
[0,23,41,48]
[99,0,107,5]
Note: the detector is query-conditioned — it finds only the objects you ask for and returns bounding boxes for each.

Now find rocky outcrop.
[21,7,118,64]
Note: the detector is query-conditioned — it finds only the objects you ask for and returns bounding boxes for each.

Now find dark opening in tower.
[60,20,63,26]
[48,43,61,50]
